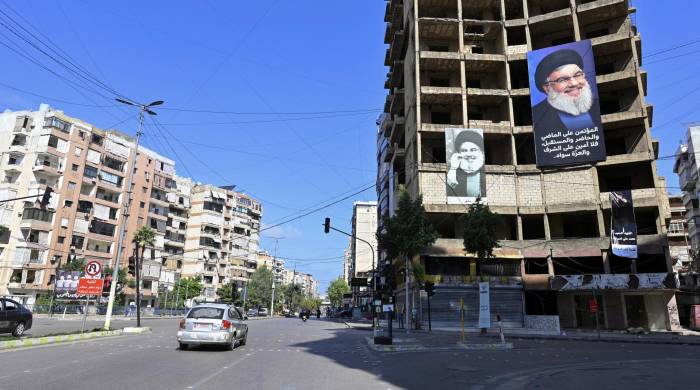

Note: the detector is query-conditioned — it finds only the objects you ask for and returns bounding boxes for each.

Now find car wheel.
[179,342,189,350]
[12,322,25,337]
[240,331,247,346]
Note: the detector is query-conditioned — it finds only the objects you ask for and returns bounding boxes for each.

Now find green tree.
[133,226,156,255]
[327,277,350,307]
[461,198,500,277]
[247,266,275,309]
[377,189,437,329]
[301,297,322,311]
[216,283,242,305]
[282,283,304,310]
[172,277,203,308]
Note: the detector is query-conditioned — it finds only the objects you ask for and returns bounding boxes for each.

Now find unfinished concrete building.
[378,0,679,331]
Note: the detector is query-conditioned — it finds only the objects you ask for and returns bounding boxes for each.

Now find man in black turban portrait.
[532,49,601,134]
[446,128,485,199]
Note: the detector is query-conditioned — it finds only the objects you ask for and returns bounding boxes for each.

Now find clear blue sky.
[0,1,696,293]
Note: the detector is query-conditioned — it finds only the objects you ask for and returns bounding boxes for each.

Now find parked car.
[0,298,33,337]
[246,309,257,317]
[177,304,248,350]
[257,308,269,317]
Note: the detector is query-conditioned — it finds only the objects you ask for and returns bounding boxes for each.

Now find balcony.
[679,166,697,191]
[20,208,53,230]
[32,160,61,176]
[576,0,630,24]
[420,86,461,104]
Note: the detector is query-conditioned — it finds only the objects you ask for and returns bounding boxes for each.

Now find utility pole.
[135,244,142,327]
[104,99,163,330]
[270,239,279,317]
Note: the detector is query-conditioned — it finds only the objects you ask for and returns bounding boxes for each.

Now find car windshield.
[187,307,224,319]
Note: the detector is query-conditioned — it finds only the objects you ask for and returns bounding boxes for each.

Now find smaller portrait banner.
[610,190,637,258]
[445,128,487,205]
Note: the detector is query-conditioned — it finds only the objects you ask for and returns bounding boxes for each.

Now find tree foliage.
[247,266,279,309]
[281,283,305,310]
[133,226,156,255]
[327,277,350,307]
[172,277,203,308]
[216,283,241,305]
[462,199,500,263]
[377,190,438,262]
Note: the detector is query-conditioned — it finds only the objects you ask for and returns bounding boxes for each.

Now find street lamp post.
[323,218,379,338]
[103,98,163,330]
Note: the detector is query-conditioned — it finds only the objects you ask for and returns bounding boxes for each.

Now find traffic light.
[424,281,435,297]
[128,256,136,276]
[324,217,331,234]
[103,274,112,295]
[40,187,53,209]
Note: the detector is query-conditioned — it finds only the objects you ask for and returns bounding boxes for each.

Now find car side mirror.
[243,316,248,320]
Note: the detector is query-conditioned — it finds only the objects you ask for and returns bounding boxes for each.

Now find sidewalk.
[344,320,700,346]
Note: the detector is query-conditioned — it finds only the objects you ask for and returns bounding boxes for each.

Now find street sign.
[589,298,599,313]
[84,261,102,279]
[382,304,394,312]
[77,278,104,295]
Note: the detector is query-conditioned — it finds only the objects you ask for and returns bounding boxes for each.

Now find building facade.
[0,104,265,306]
[0,104,175,306]
[378,0,679,331]
[350,201,378,307]
[672,128,700,328]
[182,185,262,301]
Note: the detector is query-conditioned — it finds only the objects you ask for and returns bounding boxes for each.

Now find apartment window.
[57,236,65,244]
[64,200,73,208]
[140,201,145,209]
[72,164,79,172]
[142,187,147,194]
[71,235,85,249]
[669,222,684,234]
[83,166,98,178]
[68,182,76,189]
[145,172,150,181]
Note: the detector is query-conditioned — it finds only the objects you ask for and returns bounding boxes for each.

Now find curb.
[0,329,123,350]
[364,336,514,352]
[122,327,152,334]
[506,334,700,346]
[457,341,513,350]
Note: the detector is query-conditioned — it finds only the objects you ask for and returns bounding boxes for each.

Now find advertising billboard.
[55,270,81,299]
[445,128,486,204]
[527,39,606,167]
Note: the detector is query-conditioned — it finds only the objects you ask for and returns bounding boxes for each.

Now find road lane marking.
[186,352,253,389]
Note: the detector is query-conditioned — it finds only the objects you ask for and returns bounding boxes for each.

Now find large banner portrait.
[527,39,606,167]
[445,128,486,205]
[610,190,637,259]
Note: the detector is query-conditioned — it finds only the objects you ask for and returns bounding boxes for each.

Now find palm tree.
[132,226,155,327]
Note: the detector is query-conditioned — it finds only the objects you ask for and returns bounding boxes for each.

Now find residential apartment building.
[672,129,700,327]
[256,251,284,285]
[182,185,262,301]
[378,0,679,331]
[0,104,175,306]
[350,201,378,307]
[343,243,352,283]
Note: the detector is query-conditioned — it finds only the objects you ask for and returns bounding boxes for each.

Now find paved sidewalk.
[344,320,700,346]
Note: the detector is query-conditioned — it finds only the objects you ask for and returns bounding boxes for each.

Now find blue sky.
[0,1,696,293]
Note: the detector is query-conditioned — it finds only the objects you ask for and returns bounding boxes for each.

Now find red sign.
[589,298,599,313]
[77,278,104,296]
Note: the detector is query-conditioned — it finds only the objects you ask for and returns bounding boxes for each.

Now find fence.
[24,303,187,317]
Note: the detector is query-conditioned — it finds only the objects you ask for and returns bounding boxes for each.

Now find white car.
[177,304,248,350]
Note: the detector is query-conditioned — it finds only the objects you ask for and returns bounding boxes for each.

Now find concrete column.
[602,250,611,274]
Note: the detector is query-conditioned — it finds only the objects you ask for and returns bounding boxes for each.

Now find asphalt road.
[1,318,699,389]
